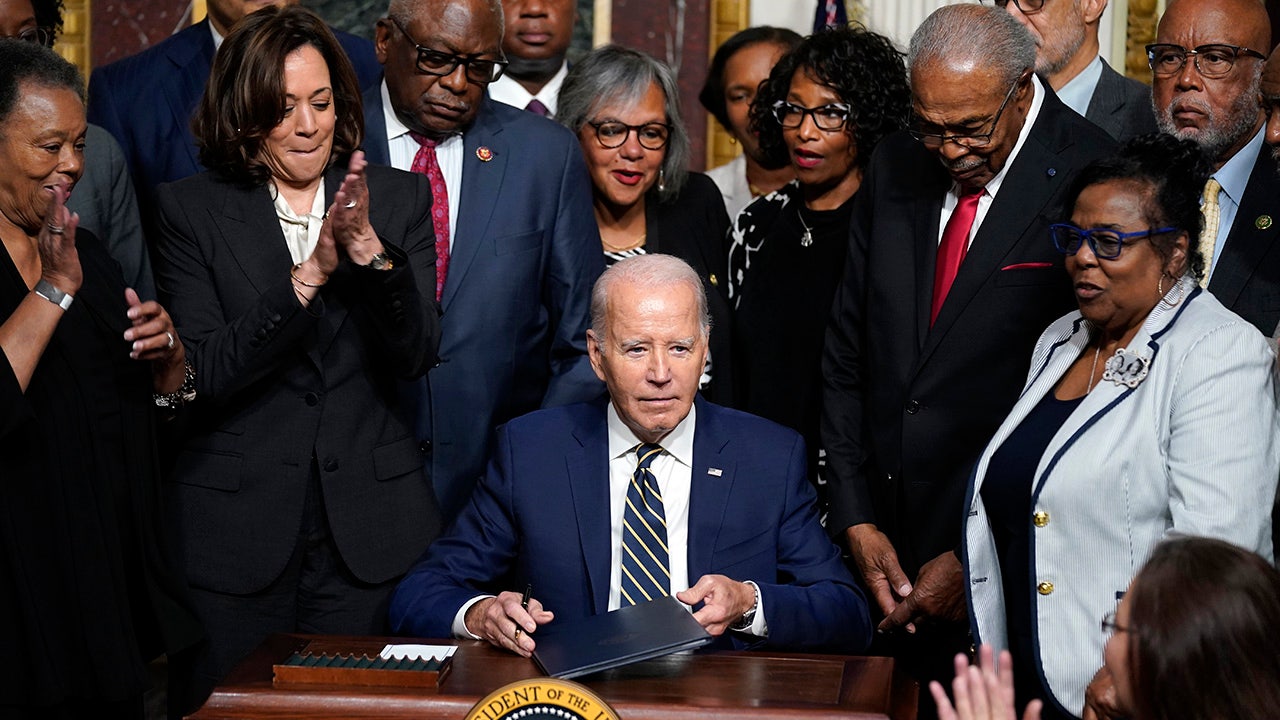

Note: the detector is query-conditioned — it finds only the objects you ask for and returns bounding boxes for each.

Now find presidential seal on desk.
[466,678,620,720]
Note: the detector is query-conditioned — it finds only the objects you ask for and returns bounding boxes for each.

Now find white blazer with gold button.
[962,277,1279,717]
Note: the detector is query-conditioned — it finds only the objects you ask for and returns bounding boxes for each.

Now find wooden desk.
[189,634,917,720]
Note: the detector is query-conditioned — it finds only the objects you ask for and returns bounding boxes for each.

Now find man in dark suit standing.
[488,0,575,116]
[390,254,871,655]
[365,0,603,517]
[992,0,1155,141]
[87,0,380,226]
[1151,0,1280,337]
[821,5,1115,714]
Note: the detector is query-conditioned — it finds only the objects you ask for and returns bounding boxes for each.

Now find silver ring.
[46,224,64,235]
[344,199,358,209]
[165,331,175,350]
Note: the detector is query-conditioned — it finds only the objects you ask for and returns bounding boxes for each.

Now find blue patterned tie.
[620,443,669,605]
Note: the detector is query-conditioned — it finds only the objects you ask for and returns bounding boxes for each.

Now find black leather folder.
[531,596,713,679]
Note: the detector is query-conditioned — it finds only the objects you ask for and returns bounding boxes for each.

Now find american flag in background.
[813,0,849,32]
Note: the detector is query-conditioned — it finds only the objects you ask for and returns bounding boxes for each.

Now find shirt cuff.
[452,594,494,639]
[735,580,768,638]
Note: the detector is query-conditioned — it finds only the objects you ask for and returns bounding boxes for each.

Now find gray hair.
[908,4,1036,87]
[590,255,710,339]
[557,45,690,200]
[387,0,505,38]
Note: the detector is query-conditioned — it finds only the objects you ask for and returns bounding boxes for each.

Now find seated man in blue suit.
[390,255,872,654]
[366,0,605,517]
[87,0,381,225]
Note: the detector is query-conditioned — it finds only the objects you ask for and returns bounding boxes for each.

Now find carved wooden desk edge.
[189,634,918,720]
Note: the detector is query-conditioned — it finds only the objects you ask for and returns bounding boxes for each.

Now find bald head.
[388,0,504,33]
[1152,0,1269,167]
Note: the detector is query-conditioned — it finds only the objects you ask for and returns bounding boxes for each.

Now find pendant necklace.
[1086,344,1102,393]
[798,208,814,247]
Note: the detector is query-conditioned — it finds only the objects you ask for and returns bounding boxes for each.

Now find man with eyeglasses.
[364,0,604,518]
[87,0,381,235]
[1149,0,1280,340]
[821,6,1114,717]
[987,0,1156,141]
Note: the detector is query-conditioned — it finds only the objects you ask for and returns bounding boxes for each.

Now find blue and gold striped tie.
[620,443,669,605]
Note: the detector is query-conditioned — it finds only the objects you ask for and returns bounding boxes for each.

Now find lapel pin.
[1257,215,1272,230]
[707,467,722,477]
[1046,167,1057,177]
[709,273,718,287]
[476,146,494,162]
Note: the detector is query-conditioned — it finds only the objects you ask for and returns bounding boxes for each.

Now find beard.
[503,54,566,83]
[1035,12,1087,79]
[1155,89,1262,161]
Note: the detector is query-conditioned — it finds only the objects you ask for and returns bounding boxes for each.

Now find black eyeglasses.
[587,121,672,150]
[389,17,508,84]
[1051,223,1178,260]
[1101,611,1136,636]
[771,101,852,131]
[985,0,1047,14]
[909,75,1023,149]
[1146,43,1267,79]
[3,26,52,46]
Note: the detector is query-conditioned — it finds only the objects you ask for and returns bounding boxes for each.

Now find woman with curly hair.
[727,25,909,486]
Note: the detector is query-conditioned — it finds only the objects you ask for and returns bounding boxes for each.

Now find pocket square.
[1001,262,1053,271]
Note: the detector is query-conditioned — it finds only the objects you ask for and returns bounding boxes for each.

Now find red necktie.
[409,132,451,301]
[931,187,983,326]
[525,99,549,117]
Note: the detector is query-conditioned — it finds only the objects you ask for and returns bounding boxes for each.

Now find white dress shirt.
[452,401,767,638]
[1206,127,1266,279]
[270,179,325,265]
[488,62,569,117]
[379,80,462,248]
[936,74,1046,248]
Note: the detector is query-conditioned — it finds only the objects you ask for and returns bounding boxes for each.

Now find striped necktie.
[620,443,669,605]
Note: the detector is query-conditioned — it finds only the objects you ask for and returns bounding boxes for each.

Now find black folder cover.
[532,596,713,679]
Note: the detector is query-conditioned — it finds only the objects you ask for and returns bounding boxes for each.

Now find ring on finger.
[165,331,176,350]
[344,199,357,209]
[47,223,64,234]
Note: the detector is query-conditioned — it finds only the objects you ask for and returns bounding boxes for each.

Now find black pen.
[513,584,532,640]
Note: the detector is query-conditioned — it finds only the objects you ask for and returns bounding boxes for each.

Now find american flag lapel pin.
[707,467,723,477]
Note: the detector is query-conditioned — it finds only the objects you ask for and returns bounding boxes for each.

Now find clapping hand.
[325,150,383,265]
[930,645,1042,720]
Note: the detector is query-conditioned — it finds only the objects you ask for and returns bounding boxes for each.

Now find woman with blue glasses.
[962,133,1279,720]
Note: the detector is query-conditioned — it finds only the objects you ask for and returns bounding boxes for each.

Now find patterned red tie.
[931,187,983,326]
[409,132,451,301]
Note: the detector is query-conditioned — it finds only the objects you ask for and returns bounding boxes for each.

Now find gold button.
[1037,582,1054,595]
[1033,510,1050,527]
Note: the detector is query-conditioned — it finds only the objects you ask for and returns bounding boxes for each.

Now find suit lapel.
[445,101,509,310]
[216,181,293,296]
[921,92,1071,367]
[686,398,735,580]
[362,83,392,166]
[309,166,352,362]
[163,22,214,176]
[567,405,612,615]
[1209,147,1280,308]
[913,168,949,348]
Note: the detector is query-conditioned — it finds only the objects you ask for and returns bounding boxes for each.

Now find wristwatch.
[731,581,761,631]
[34,279,73,310]
[362,252,394,270]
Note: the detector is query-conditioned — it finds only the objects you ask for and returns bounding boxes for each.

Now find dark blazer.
[364,86,606,517]
[389,397,872,653]
[87,19,381,225]
[821,86,1118,578]
[1208,143,1280,337]
[153,164,443,594]
[645,172,734,406]
[1084,59,1157,143]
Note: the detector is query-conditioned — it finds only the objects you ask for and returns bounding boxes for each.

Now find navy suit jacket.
[87,19,381,227]
[389,397,872,653]
[364,85,605,516]
[1209,143,1280,337]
